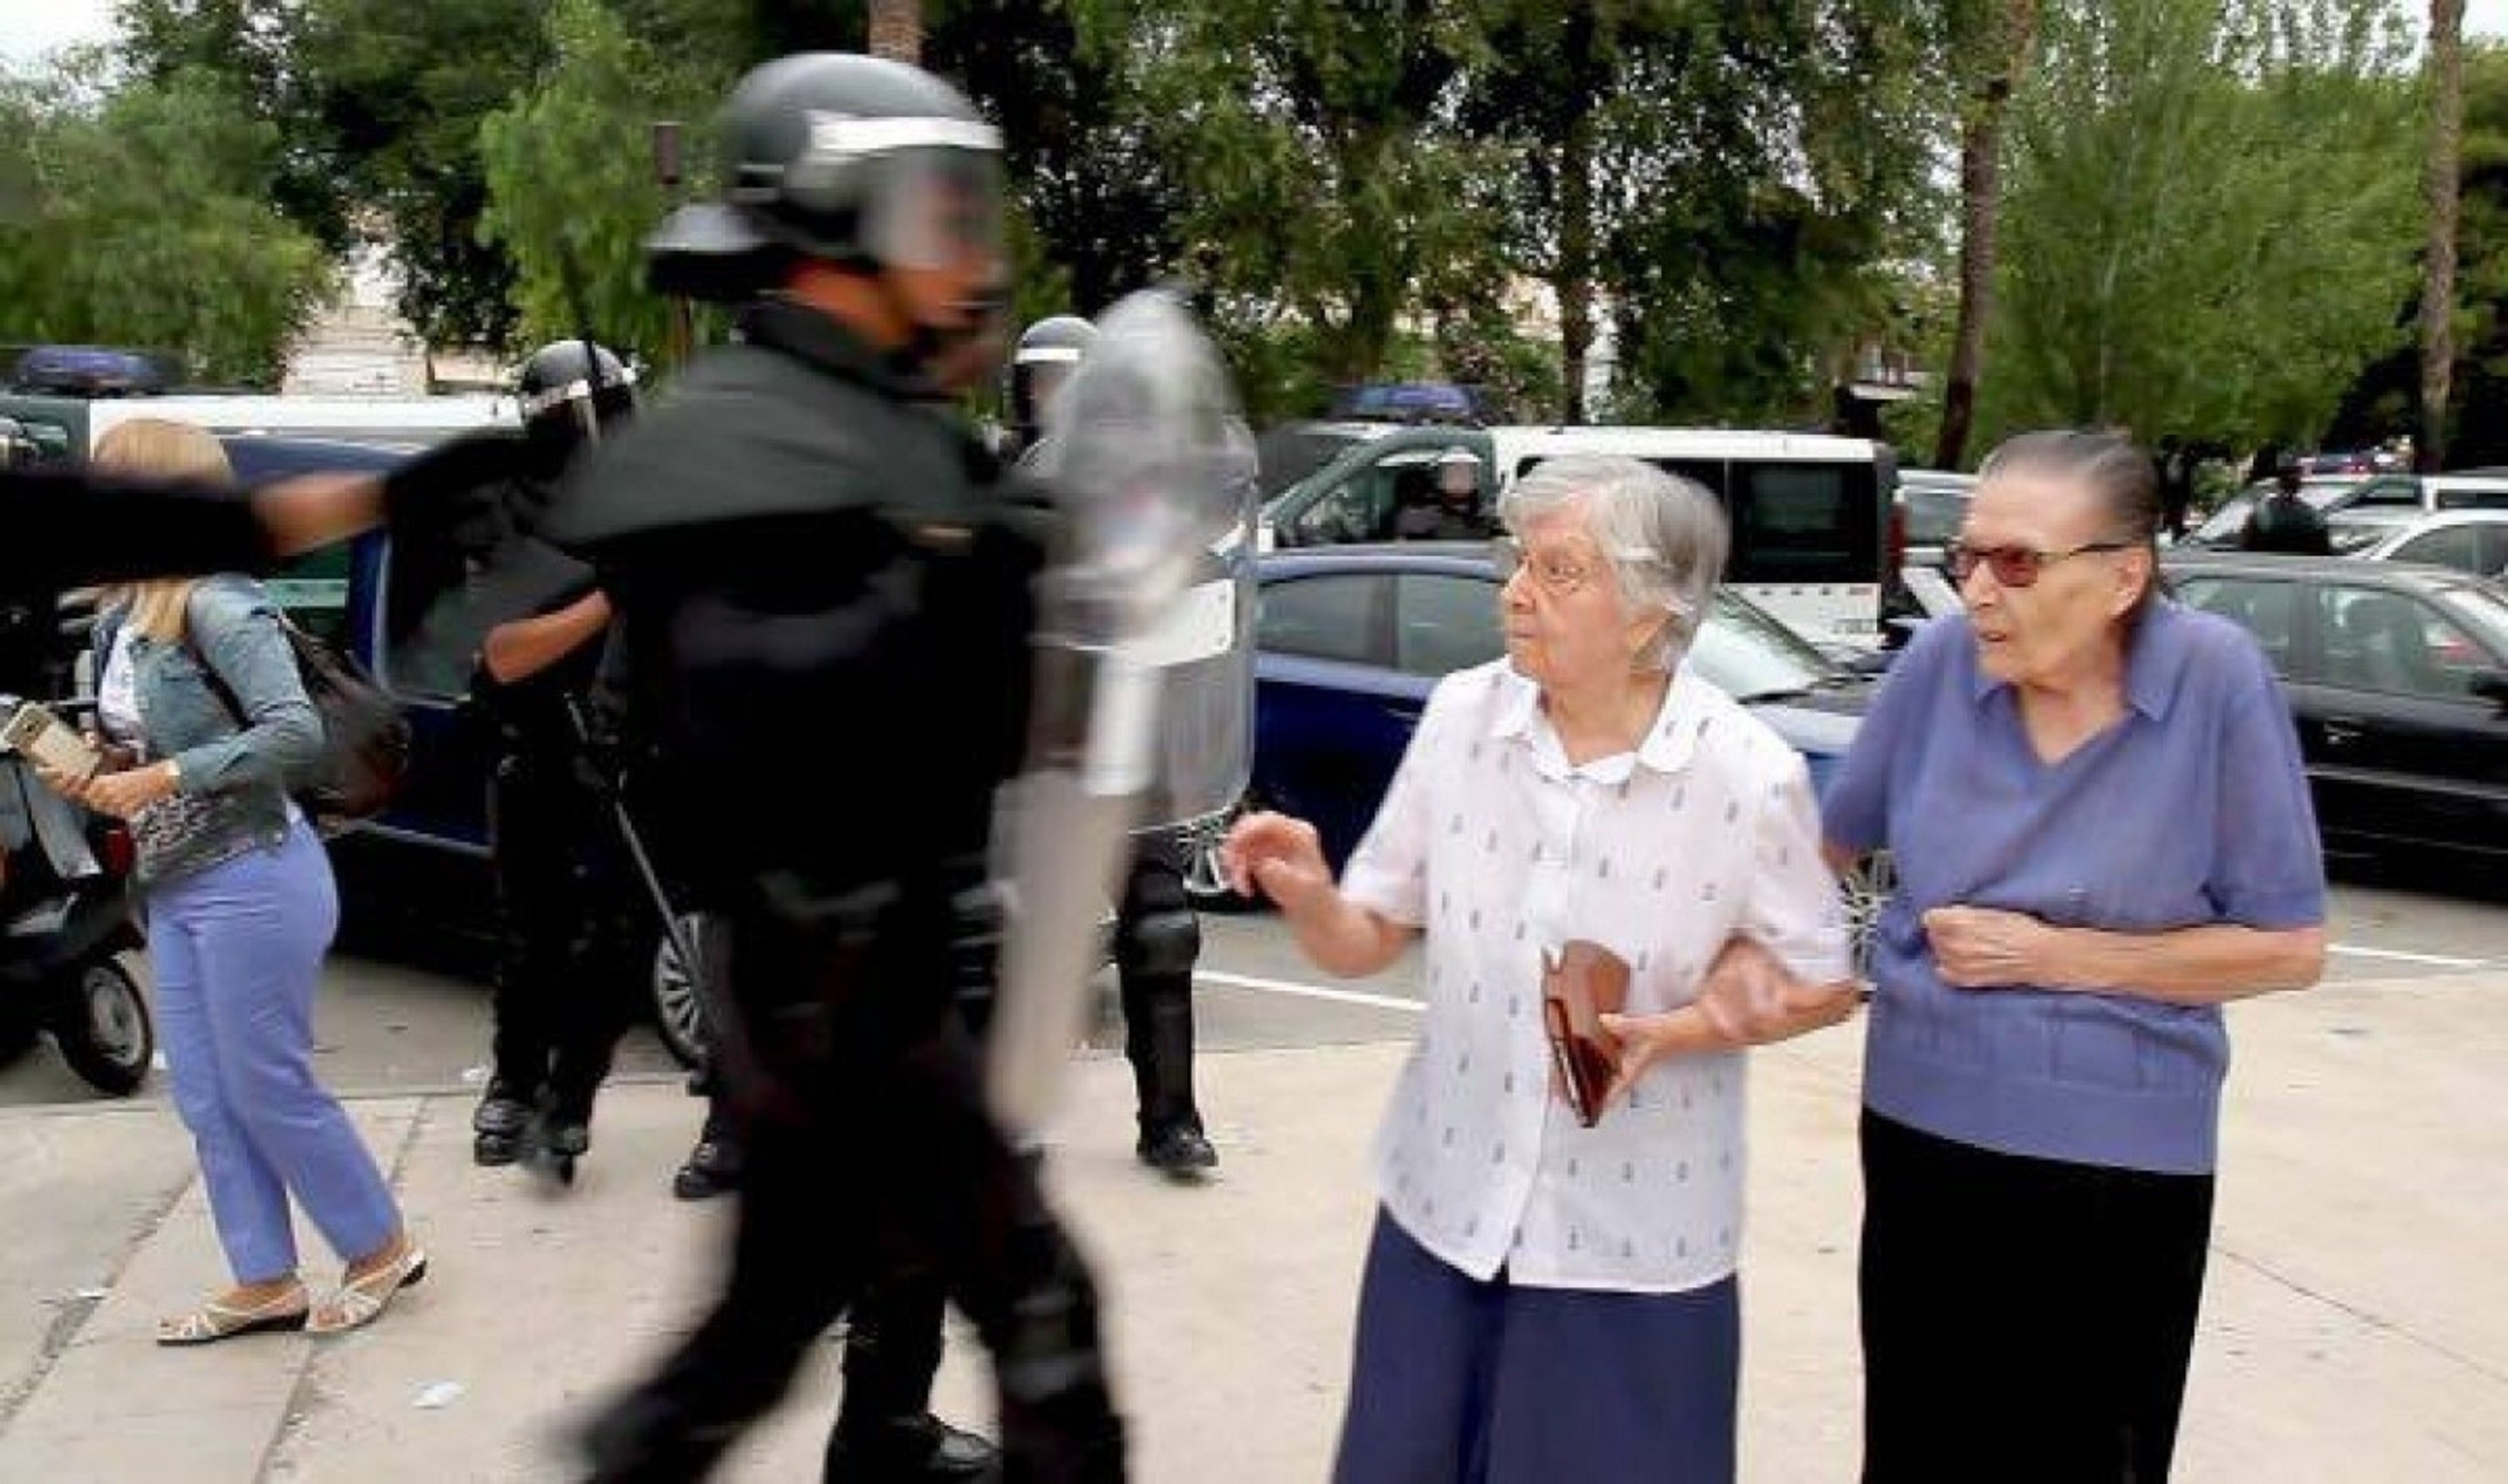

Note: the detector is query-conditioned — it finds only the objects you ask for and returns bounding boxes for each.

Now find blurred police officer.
[468,341,646,1171]
[1392,445,1492,540]
[1006,313,1231,1176]
[543,53,1124,1482]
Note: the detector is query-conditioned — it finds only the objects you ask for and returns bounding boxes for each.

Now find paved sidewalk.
[1,968,2504,1481]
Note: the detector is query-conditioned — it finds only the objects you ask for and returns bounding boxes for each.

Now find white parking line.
[2325,942,2491,970]
[1195,970,1423,1013]
[1202,944,2491,1010]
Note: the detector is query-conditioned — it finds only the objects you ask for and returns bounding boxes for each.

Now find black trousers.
[486,739,645,1117]
[1113,837,1200,1134]
[583,882,1123,1483]
[1859,1110,2215,1484]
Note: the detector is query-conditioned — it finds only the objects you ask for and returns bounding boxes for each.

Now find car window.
[2347,477,2422,509]
[1289,451,1437,546]
[2174,576,2301,676]
[1257,574,1386,665]
[2389,525,2486,575]
[1394,574,1503,677]
[266,541,356,649]
[2314,585,2491,700]
[2190,496,2255,545]
[1724,460,1882,584]
[2481,525,2508,577]
[1900,485,1969,546]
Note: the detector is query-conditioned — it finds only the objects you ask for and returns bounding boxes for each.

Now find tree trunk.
[1933,0,2040,472]
[868,0,923,64]
[1553,7,1598,424]
[2421,0,2465,473]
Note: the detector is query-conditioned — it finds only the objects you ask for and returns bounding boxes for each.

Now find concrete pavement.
[1,966,2504,1481]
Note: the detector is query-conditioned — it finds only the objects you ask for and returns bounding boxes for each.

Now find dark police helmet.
[516,340,637,443]
[1007,314,1097,443]
[647,52,1006,303]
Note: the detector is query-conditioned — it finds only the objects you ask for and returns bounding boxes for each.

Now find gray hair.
[1498,454,1728,670]
[1977,429,2163,622]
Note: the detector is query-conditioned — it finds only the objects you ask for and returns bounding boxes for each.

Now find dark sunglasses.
[1945,539,2134,589]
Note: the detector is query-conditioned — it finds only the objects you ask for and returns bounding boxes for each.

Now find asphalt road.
[1,861,2502,1110]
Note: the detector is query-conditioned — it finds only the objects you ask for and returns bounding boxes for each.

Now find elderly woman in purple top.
[1823,429,2327,1482]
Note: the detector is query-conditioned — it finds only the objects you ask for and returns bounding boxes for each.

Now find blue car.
[1247,543,1890,956]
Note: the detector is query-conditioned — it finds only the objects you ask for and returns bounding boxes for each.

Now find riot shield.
[987,290,1254,1137]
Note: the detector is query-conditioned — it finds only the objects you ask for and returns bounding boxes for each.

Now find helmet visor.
[863,148,1006,273]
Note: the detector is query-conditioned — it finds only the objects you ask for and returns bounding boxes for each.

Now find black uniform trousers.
[1114,835,1201,1135]
[585,876,1118,1482]
[486,730,645,1119]
[1859,1110,2215,1484]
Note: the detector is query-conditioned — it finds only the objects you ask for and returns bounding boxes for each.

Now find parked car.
[1261,425,1899,655]
[2187,471,2508,549]
[1895,468,1975,571]
[2320,508,2508,580]
[2162,552,2508,864]
[1247,543,1892,960]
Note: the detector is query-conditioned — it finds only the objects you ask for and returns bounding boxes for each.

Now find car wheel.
[649,914,711,1070]
[53,958,153,1096]
[1839,850,1894,979]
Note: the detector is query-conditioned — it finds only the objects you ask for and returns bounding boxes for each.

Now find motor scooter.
[0,702,153,1095]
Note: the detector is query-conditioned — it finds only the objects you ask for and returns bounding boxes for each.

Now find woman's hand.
[1922,905,2058,988]
[77,761,180,820]
[1220,811,1335,916]
[1598,938,1862,1109]
[28,759,94,801]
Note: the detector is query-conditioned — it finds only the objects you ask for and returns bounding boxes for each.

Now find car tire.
[649,914,711,1070]
[53,958,153,1096]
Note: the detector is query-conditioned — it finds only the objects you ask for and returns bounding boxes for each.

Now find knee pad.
[1117,905,1198,981]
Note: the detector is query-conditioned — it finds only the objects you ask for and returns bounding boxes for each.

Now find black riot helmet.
[646,52,1007,308]
[1007,314,1096,449]
[516,340,638,453]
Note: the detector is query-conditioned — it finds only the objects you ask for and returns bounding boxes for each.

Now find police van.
[0,389,513,468]
[1258,424,1898,649]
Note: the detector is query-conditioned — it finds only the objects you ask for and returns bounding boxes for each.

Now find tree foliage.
[1982,0,2422,450]
[0,65,332,384]
[478,0,735,368]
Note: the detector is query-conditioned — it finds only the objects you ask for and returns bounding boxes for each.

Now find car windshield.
[2326,518,2395,554]
[2435,581,2508,656]
[1691,588,1842,701]
[1900,484,1969,546]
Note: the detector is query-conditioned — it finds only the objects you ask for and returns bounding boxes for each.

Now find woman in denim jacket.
[37,419,425,1343]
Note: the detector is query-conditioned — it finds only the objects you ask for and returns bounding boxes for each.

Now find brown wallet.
[1542,940,1631,1128]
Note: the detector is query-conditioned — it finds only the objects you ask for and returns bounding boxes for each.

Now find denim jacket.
[94,575,325,885]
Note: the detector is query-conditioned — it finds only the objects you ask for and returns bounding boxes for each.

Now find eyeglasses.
[1945,539,2134,589]
[1491,536,1602,595]
[1492,535,1654,597]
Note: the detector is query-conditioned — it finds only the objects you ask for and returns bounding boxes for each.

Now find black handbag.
[193,617,411,828]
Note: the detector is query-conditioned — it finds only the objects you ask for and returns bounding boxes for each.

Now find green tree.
[478,0,736,368]
[1982,0,2422,450]
[0,65,332,384]
[1070,0,1501,416]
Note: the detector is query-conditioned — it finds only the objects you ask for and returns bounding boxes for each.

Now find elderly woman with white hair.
[1224,455,1863,1481]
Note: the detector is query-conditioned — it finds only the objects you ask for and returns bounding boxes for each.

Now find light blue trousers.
[147,823,399,1283]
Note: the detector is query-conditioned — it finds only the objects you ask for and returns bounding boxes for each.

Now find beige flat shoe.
[307,1244,428,1336]
[156,1283,310,1346]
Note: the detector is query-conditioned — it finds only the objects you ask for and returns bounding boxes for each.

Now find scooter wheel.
[54,958,153,1096]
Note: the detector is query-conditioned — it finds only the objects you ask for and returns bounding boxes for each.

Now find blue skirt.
[1332,1209,1740,1483]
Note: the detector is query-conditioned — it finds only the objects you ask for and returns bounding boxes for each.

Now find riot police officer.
[1006,313,1233,1176]
[468,340,646,1171]
[543,53,1124,1482]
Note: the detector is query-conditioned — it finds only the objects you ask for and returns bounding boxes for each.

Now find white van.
[0,390,515,466]
[1259,423,1898,648]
